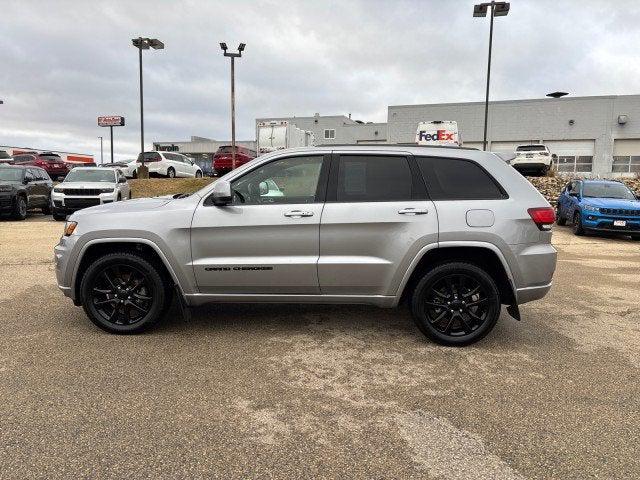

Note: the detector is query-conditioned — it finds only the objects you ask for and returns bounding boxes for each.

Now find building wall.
[388,95,640,176]
[153,138,255,155]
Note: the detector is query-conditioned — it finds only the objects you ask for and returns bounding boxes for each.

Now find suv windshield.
[0,167,24,181]
[582,182,636,200]
[516,145,546,152]
[64,169,115,183]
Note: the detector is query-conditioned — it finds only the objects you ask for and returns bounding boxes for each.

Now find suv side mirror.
[210,180,232,206]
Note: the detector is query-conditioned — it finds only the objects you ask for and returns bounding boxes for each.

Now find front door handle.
[398,208,428,215]
[284,210,314,218]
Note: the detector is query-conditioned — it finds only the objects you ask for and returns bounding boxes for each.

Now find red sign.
[98,116,125,127]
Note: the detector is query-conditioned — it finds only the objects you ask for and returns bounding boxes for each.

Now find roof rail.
[317,143,479,151]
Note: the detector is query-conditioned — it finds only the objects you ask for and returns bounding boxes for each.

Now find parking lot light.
[131,37,164,177]
[220,42,246,170]
[473,2,510,151]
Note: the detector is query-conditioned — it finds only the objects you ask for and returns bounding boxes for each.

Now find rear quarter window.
[416,156,506,200]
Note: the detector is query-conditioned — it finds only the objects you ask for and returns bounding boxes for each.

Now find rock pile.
[525,175,640,206]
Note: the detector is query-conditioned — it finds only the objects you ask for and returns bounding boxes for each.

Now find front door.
[319,153,438,296]
[191,154,329,294]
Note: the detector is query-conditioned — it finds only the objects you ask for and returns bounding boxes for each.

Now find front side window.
[324,129,335,140]
[416,156,505,200]
[336,155,412,202]
[231,155,324,205]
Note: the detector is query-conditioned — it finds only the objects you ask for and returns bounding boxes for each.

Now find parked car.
[55,145,557,345]
[136,151,203,178]
[51,167,131,221]
[0,165,53,220]
[116,159,139,178]
[510,144,553,176]
[11,152,70,180]
[556,179,640,239]
[213,145,256,175]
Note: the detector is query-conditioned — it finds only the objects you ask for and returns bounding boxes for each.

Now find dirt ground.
[0,215,639,479]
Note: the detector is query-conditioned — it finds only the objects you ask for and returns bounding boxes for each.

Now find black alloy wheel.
[573,211,585,236]
[411,262,500,346]
[13,195,27,220]
[81,252,170,333]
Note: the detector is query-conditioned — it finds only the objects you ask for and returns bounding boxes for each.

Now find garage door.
[544,140,595,173]
[613,139,640,173]
[489,141,528,153]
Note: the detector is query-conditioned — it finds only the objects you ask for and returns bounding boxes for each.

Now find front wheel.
[12,195,27,220]
[411,262,501,346]
[80,252,171,334]
[573,211,585,236]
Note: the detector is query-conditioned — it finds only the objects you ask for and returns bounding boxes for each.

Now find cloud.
[1,0,639,161]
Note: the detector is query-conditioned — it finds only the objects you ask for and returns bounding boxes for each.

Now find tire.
[195,170,203,178]
[12,195,27,220]
[117,194,122,201]
[80,252,172,334]
[411,262,501,346]
[631,235,640,241]
[556,205,566,226]
[167,167,176,178]
[42,196,52,215]
[52,209,66,221]
[132,170,138,179]
[572,211,585,236]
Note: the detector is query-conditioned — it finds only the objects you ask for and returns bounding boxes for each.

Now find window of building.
[336,155,412,202]
[324,129,336,140]
[555,155,593,173]
[415,157,505,200]
[613,155,640,173]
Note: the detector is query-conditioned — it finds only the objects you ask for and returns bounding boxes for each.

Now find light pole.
[132,37,164,175]
[220,42,245,170]
[473,1,510,151]
[98,136,103,164]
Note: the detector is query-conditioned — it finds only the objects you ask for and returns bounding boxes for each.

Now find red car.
[213,145,256,175]
[11,152,70,180]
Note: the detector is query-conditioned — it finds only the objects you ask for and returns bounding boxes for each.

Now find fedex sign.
[415,121,460,146]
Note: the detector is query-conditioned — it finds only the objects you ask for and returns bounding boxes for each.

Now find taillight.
[528,207,555,231]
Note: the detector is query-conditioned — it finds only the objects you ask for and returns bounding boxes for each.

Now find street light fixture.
[220,42,245,170]
[132,37,164,176]
[473,1,510,151]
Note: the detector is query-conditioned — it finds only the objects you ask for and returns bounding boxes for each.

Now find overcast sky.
[2,0,640,161]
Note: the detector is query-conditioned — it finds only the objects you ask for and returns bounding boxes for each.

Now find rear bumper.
[511,242,557,305]
[511,161,550,170]
[516,283,553,304]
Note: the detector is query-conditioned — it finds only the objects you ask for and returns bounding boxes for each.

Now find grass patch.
[130,178,215,199]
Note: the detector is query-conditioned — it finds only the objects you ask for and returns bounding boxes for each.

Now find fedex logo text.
[418,130,456,142]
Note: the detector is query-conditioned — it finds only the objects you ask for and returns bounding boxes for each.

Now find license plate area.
[613,220,627,227]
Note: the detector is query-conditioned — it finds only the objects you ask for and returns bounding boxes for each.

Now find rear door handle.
[284,210,314,218]
[398,208,428,215]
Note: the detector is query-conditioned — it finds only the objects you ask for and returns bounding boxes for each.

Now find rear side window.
[336,155,412,202]
[137,152,161,162]
[416,156,506,200]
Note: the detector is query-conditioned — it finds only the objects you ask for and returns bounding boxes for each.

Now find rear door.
[318,151,438,296]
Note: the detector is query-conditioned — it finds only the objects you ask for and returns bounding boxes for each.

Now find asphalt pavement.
[1,214,638,479]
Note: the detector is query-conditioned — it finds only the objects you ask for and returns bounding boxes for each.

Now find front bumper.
[581,212,640,233]
[51,192,118,213]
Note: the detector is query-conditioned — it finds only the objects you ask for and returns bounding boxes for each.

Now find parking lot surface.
[1,215,639,479]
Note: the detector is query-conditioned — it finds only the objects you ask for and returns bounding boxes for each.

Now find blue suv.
[556,179,640,239]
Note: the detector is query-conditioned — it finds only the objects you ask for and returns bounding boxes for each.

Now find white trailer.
[257,121,315,155]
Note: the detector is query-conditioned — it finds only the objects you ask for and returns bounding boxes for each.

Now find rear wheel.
[12,195,27,220]
[411,262,501,346]
[573,211,585,236]
[195,170,203,178]
[167,167,176,178]
[80,252,171,334]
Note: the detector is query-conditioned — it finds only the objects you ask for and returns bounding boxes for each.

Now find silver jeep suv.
[54,145,557,346]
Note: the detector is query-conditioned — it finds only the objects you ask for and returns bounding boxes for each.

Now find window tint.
[231,155,324,205]
[336,155,412,202]
[416,156,505,200]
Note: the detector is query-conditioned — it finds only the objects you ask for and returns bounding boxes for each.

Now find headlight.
[99,188,115,193]
[583,204,600,213]
[63,221,77,236]
[53,187,64,193]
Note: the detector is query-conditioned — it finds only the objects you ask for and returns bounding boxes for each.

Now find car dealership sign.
[98,116,125,127]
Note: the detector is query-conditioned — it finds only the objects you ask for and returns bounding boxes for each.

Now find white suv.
[136,151,203,178]
[511,144,553,175]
